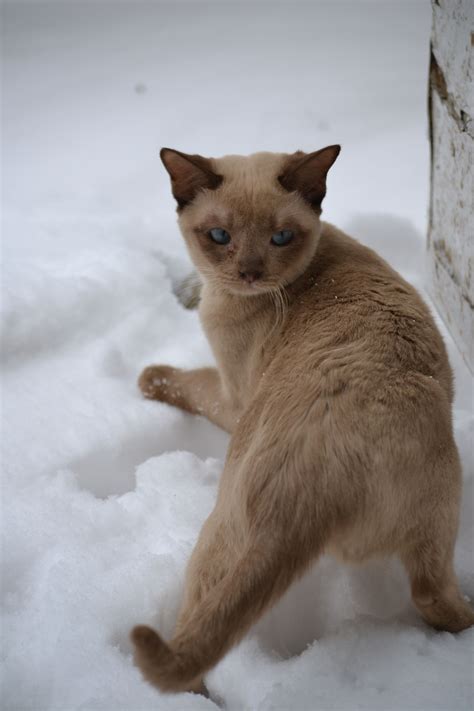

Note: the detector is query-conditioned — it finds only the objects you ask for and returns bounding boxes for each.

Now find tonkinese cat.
[131,146,474,693]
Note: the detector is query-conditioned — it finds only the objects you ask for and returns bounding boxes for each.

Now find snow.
[1,1,473,710]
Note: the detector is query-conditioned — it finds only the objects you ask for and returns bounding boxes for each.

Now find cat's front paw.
[138,365,182,403]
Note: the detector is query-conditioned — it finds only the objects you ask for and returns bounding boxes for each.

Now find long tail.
[131,548,307,693]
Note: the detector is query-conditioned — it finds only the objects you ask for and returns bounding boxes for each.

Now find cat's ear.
[160,148,223,209]
[278,145,341,210]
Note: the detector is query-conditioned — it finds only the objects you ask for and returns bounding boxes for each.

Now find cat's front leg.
[138,365,236,432]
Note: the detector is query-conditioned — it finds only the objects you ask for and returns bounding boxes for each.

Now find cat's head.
[160,146,340,296]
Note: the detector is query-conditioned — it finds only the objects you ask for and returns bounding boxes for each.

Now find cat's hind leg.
[402,524,474,633]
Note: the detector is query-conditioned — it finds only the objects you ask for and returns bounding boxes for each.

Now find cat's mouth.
[225,278,280,297]
[202,271,284,297]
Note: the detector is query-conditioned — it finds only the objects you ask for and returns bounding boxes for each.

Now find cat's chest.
[199,291,274,404]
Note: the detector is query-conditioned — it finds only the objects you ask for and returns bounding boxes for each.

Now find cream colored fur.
[131,147,474,694]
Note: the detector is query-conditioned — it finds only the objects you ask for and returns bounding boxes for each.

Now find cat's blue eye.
[271,229,294,246]
[209,228,231,245]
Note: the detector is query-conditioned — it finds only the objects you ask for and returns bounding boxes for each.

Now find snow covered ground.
[1,1,473,709]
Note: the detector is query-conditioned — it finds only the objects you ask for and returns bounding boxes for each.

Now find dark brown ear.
[160,148,223,209]
[278,145,341,210]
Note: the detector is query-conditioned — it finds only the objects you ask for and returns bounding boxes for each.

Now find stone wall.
[428,0,473,372]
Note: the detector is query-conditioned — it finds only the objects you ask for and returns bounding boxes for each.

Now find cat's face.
[161,146,340,296]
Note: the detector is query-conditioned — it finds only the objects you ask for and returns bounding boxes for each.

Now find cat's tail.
[130,547,308,693]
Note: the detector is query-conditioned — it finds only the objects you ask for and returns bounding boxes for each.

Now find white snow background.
[1,1,473,709]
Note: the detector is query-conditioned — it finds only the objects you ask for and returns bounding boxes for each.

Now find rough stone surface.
[428,0,474,372]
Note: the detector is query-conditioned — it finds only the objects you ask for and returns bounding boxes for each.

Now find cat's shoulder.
[318,222,387,266]
[316,222,417,291]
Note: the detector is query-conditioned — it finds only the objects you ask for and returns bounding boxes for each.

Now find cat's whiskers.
[260,281,289,343]
[196,264,290,338]
[196,267,227,292]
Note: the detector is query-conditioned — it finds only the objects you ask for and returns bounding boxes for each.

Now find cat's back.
[283,223,453,402]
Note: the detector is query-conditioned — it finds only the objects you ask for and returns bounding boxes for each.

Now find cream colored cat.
[131,146,474,694]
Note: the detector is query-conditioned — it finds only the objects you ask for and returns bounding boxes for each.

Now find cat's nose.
[239,269,263,283]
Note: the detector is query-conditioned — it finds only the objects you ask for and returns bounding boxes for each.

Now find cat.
[131,145,474,694]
